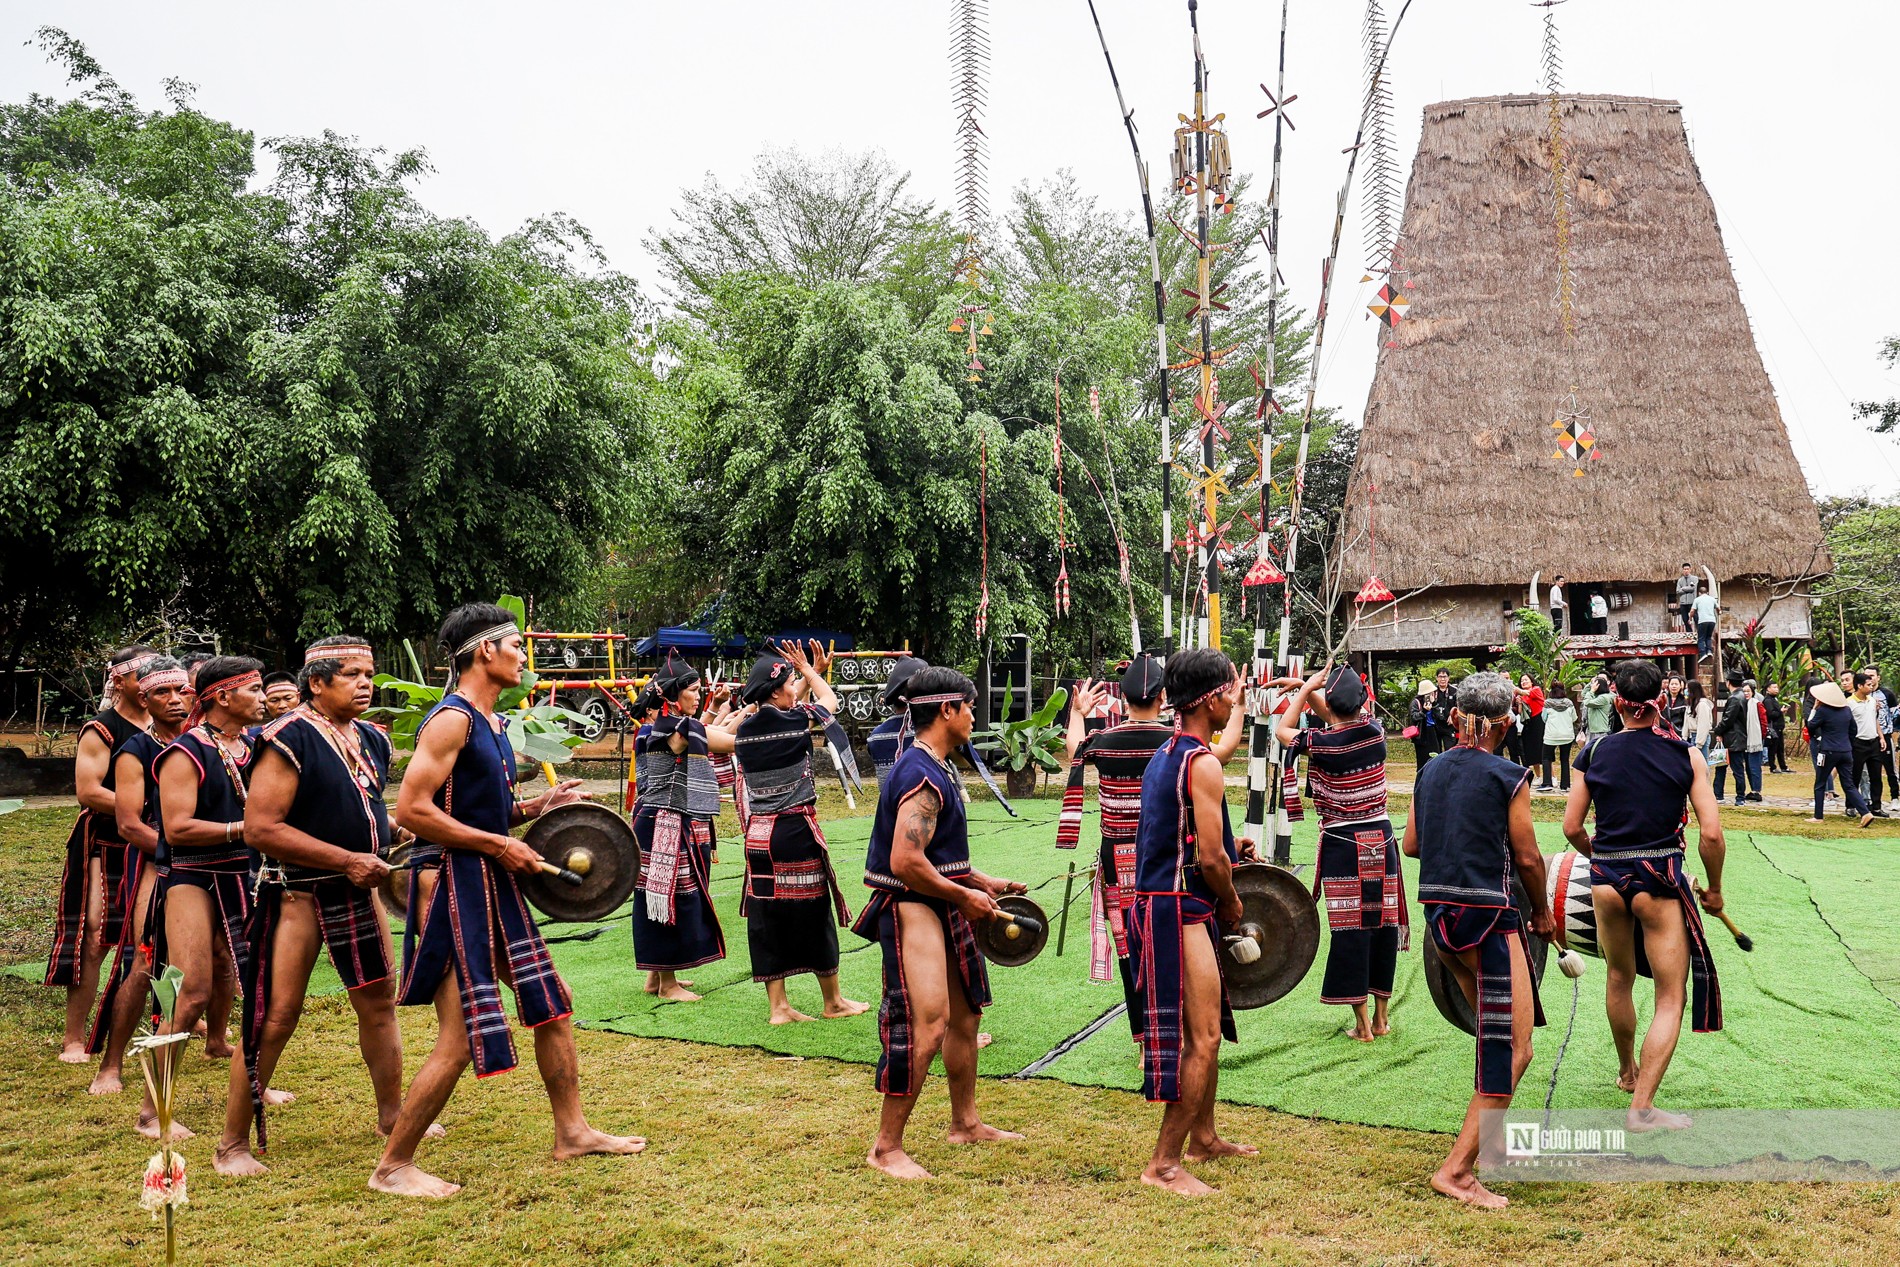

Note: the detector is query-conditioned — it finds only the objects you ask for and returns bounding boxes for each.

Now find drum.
[1545,849,1600,959]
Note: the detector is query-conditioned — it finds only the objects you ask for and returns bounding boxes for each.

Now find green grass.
[5,799,1900,1264]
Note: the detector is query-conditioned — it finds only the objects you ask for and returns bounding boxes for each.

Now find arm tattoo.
[902,787,941,853]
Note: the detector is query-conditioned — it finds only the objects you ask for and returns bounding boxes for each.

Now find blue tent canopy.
[631,626,857,657]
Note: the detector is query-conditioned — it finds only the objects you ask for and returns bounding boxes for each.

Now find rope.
[1540,972,1582,1123]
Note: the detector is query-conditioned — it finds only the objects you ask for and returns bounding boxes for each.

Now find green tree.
[1854,335,1900,435]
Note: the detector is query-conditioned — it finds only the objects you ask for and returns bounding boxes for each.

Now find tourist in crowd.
[1548,575,1567,635]
[1674,564,1700,634]
[1515,675,1545,783]
[1875,668,1900,801]
[1692,584,1719,662]
[1710,672,1746,804]
[1806,680,1874,827]
[1407,679,1440,767]
[1848,671,1888,818]
[1663,674,1688,736]
[1429,669,1457,752]
[1683,679,1715,754]
[1763,683,1790,774]
[1538,682,1577,792]
[1720,679,1766,806]
[1580,672,1615,752]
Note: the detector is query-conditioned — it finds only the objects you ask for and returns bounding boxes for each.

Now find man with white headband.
[143,655,269,1138]
[46,643,158,1063]
[216,636,419,1177]
[86,656,191,1095]
[372,602,641,1198]
[858,665,1026,1180]
[1405,670,1555,1209]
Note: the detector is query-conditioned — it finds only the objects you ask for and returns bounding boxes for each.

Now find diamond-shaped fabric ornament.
[1243,556,1286,587]
[1354,575,1395,604]
[1368,283,1410,327]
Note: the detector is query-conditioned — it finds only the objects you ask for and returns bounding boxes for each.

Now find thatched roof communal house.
[1333,95,1827,671]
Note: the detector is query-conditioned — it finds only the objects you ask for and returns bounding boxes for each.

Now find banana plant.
[971,681,1070,775]
[367,595,592,766]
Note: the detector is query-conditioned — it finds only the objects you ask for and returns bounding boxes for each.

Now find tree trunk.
[1005,765,1037,800]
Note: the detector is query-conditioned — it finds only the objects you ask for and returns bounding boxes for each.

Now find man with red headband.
[142,656,267,1137]
[47,644,158,1063]
[216,636,423,1177]
[86,656,191,1095]
[1564,658,1725,1132]
[371,603,641,1199]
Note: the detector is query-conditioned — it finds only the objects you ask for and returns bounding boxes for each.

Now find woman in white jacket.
[1684,679,1716,751]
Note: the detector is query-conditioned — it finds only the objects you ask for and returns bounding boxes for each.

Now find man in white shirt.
[1850,671,1887,818]
[1692,584,1719,662]
[1548,575,1567,635]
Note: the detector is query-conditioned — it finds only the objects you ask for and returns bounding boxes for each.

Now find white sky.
[8,0,1898,497]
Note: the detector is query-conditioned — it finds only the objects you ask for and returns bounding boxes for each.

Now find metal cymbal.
[1421,874,1551,1037]
[978,894,1049,967]
[1223,863,1321,1010]
[521,802,640,924]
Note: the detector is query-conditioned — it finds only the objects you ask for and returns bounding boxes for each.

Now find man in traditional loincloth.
[1129,648,1258,1195]
[1278,665,1407,1042]
[370,603,641,1198]
[858,666,1025,1179]
[1059,651,1249,1038]
[630,651,741,1001]
[1563,658,1725,1132]
[48,645,158,1063]
[87,657,190,1094]
[143,656,269,1138]
[216,636,433,1177]
[1404,671,1555,1209]
[733,641,869,1024]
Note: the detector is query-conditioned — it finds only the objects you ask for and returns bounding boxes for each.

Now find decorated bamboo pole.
[1243,0,1292,853]
[1263,0,1415,865]
[1084,0,1169,651]
[1188,0,1221,651]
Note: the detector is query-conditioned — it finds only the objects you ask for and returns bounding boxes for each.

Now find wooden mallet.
[1693,879,1753,951]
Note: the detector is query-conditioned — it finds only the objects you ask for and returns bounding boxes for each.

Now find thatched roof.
[1334,95,1827,593]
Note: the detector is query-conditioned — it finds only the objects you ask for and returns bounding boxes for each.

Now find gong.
[379,834,415,921]
[1222,863,1321,1010]
[977,894,1049,968]
[521,802,640,924]
[1421,873,1551,1037]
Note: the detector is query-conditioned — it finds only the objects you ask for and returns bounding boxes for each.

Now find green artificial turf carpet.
[550,799,1900,1134]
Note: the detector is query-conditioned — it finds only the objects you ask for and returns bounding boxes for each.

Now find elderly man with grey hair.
[1404,671,1555,1209]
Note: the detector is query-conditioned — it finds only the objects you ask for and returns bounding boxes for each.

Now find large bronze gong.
[1221,863,1321,1010]
[1421,874,1551,1036]
[521,802,641,924]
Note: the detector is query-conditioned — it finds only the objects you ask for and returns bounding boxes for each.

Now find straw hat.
[1417,679,1438,699]
[1809,681,1850,709]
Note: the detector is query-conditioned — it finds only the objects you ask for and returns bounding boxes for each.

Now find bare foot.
[947,1122,1023,1144]
[57,1042,89,1064]
[769,1007,817,1025]
[1140,1162,1214,1195]
[866,1146,932,1179]
[976,1032,993,1049]
[88,1069,124,1095]
[1185,1136,1259,1162]
[368,1162,462,1198]
[644,973,694,994]
[1371,1017,1391,1037]
[1345,1025,1374,1043]
[264,1087,296,1106]
[204,1041,234,1060]
[1431,1167,1508,1209]
[137,1114,195,1141]
[213,1140,271,1178]
[552,1128,646,1160]
[823,997,871,1018]
[1628,1106,1693,1132]
[1616,1067,1640,1094]
[656,984,701,1003]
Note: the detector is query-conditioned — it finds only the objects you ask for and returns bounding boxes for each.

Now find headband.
[454,623,520,660]
[908,692,969,707]
[305,643,375,667]
[1179,680,1233,713]
[139,668,188,694]
[186,669,261,727]
[115,653,162,678]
